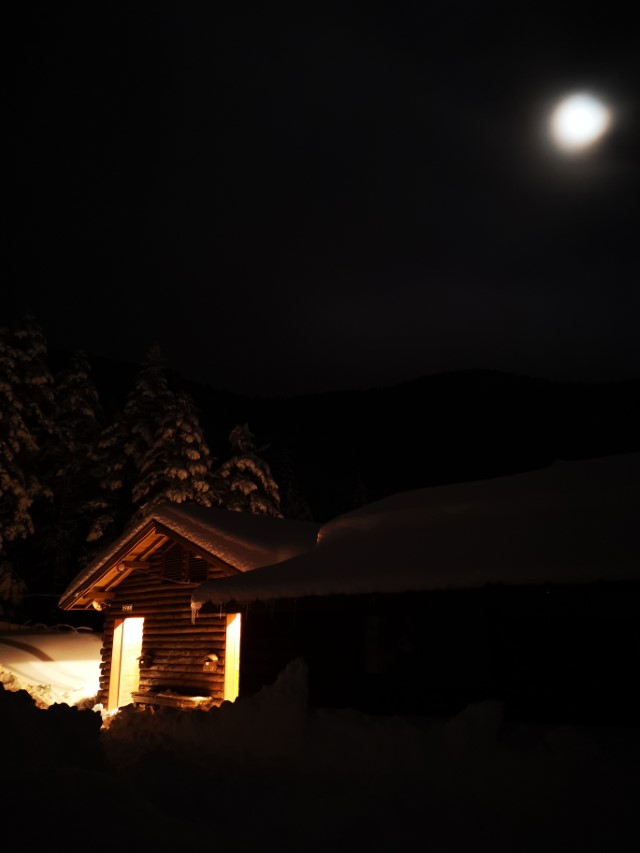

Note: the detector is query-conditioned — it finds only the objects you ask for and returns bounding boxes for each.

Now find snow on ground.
[2,658,639,851]
[3,455,640,849]
[0,623,101,709]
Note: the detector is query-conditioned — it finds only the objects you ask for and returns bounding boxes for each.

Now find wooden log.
[144,622,225,631]
[143,623,223,631]
[112,582,191,595]
[143,648,225,662]
[143,626,225,637]
[151,653,226,663]
[115,582,192,594]
[137,678,224,693]
[141,625,228,637]
[141,661,226,674]
[141,641,225,651]
[147,641,225,653]
[139,668,226,680]
[143,658,225,669]
[132,693,218,711]
[141,637,225,649]
[148,647,225,656]
[112,591,161,603]
[144,613,226,626]
[114,582,219,597]
[145,672,226,686]
[138,648,224,659]
[144,605,226,615]
[137,688,223,702]
[108,603,192,613]
[138,682,225,693]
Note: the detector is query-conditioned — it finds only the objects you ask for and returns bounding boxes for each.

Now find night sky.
[7,3,640,397]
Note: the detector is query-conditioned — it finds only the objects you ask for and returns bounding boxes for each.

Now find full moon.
[548,93,612,152]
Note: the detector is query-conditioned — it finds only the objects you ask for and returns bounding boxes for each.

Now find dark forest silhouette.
[2,315,639,623]
[0,318,293,621]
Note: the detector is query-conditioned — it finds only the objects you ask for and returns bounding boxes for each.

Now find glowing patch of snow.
[0,626,102,708]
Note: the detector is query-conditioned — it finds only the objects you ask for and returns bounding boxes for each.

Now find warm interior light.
[108,616,144,711]
[223,613,241,701]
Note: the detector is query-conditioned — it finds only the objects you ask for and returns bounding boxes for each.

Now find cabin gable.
[58,503,321,713]
[81,533,240,711]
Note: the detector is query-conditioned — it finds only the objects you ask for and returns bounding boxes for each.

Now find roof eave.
[59,521,168,610]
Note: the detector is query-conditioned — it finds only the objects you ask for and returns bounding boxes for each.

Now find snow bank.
[2,659,639,850]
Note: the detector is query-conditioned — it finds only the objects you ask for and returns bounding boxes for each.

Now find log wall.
[237,582,640,726]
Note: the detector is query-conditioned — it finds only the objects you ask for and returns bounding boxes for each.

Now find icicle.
[191,600,202,625]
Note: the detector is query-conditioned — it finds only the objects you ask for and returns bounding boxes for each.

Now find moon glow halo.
[548,93,612,152]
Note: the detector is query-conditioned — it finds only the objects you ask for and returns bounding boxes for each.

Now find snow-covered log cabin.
[58,504,320,711]
[190,452,640,724]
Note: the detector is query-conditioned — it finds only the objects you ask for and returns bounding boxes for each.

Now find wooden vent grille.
[150,542,211,583]
[164,544,186,582]
[188,553,208,583]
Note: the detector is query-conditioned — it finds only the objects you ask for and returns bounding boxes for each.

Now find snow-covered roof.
[134,502,321,570]
[60,502,321,606]
[192,453,640,608]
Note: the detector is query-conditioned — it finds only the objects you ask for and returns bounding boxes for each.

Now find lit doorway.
[223,613,241,701]
[108,617,144,711]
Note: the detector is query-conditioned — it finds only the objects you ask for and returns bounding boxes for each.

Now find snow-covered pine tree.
[132,391,215,517]
[0,324,41,552]
[39,351,105,590]
[0,559,27,620]
[123,343,176,469]
[85,343,176,547]
[268,443,314,520]
[55,351,104,450]
[212,423,283,517]
[84,412,132,547]
[10,315,57,471]
[0,320,53,608]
